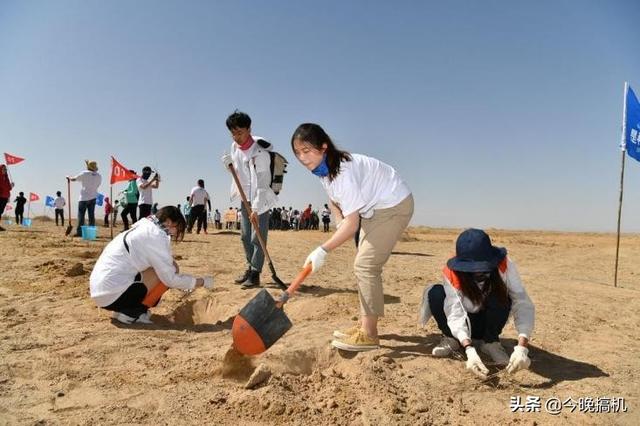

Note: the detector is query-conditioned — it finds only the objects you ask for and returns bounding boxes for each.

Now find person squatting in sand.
[291,123,414,352]
[419,228,535,379]
[89,206,214,324]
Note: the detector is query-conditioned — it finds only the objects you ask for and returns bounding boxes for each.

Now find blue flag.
[623,84,640,162]
[45,196,55,208]
[96,193,105,207]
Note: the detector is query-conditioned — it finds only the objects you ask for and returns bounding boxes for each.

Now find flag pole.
[614,81,629,288]
[110,185,114,239]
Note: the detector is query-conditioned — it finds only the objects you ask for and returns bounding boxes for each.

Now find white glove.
[506,345,531,374]
[465,346,489,380]
[221,153,233,169]
[203,276,214,289]
[304,246,327,273]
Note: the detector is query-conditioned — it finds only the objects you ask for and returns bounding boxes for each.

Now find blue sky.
[1,0,639,231]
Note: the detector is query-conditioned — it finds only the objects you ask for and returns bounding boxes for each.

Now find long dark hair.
[456,270,509,308]
[155,206,186,242]
[290,123,351,181]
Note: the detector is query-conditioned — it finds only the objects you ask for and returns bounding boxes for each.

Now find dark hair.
[156,206,186,241]
[197,179,204,187]
[291,123,351,181]
[142,166,152,172]
[56,191,61,196]
[456,270,510,308]
[226,110,251,130]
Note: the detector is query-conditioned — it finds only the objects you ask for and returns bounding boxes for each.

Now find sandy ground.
[0,218,639,425]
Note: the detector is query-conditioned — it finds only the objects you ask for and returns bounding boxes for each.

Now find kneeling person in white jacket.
[420,228,535,379]
[90,206,214,324]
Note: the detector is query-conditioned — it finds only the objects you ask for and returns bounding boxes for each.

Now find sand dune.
[0,220,638,425]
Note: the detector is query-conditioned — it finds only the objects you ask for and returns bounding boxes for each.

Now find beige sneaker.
[332,324,361,339]
[480,341,509,365]
[432,336,460,357]
[331,329,379,352]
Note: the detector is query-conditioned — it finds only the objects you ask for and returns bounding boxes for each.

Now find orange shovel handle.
[285,264,313,297]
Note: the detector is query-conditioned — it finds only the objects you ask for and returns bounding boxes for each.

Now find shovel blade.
[232,289,292,355]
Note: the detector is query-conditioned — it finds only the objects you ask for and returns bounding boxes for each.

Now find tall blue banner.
[624,85,640,162]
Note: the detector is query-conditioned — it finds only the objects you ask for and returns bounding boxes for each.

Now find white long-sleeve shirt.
[443,257,535,342]
[228,136,278,215]
[90,218,197,307]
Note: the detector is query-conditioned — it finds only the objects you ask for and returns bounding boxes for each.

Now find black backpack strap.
[123,229,134,253]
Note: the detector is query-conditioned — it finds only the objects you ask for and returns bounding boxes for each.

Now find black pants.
[187,205,206,233]
[102,275,157,318]
[139,204,152,219]
[15,208,24,225]
[322,218,330,232]
[55,208,64,226]
[428,284,512,343]
[121,203,138,230]
[104,213,109,227]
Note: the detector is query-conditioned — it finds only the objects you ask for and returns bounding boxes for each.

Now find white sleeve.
[251,152,277,214]
[505,259,535,339]
[144,234,197,291]
[443,278,471,343]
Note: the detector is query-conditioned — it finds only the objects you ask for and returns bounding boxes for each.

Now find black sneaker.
[234,268,251,284]
[240,271,261,289]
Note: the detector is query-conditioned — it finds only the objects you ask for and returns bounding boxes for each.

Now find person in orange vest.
[419,228,535,379]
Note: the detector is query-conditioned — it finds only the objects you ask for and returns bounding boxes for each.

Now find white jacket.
[443,257,535,342]
[228,136,278,215]
[90,218,197,307]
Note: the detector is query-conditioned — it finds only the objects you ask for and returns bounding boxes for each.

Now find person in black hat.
[418,228,535,379]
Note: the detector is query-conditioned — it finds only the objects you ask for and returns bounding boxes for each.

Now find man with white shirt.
[53,191,66,226]
[137,166,160,219]
[67,160,102,237]
[221,111,278,288]
[187,179,211,234]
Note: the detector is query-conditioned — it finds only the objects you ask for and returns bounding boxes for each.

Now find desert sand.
[0,219,639,425]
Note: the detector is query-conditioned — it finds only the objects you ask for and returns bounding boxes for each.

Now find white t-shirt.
[54,196,65,209]
[320,153,411,219]
[137,178,153,205]
[73,170,102,201]
[90,218,197,307]
[190,186,209,206]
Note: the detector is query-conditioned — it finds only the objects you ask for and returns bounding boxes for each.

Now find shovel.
[225,164,286,290]
[65,178,73,236]
[232,264,312,355]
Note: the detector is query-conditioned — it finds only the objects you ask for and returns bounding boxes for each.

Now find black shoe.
[234,268,251,284]
[240,271,260,289]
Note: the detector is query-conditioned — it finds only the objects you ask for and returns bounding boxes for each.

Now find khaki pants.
[354,194,414,316]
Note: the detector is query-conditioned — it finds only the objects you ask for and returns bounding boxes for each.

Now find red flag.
[110,156,139,184]
[4,153,25,165]
[29,192,40,202]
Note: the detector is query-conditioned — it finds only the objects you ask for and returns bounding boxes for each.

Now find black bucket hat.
[447,228,507,273]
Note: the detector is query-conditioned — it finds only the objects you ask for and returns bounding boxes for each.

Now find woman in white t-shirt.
[291,123,414,351]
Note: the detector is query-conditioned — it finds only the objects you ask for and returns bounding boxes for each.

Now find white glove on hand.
[465,347,489,380]
[221,153,233,169]
[203,276,214,289]
[304,246,327,273]
[506,345,531,374]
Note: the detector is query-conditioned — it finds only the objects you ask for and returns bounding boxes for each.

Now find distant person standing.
[235,207,241,231]
[321,203,331,232]
[187,179,211,234]
[137,166,160,219]
[224,207,235,229]
[104,196,112,227]
[280,207,289,230]
[14,192,26,225]
[67,160,102,237]
[112,200,119,227]
[214,209,221,230]
[120,171,139,230]
[182,197,191,228]
[0,164,15,231]
[54,191,66,226]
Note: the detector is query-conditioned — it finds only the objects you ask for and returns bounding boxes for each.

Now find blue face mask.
[311,155,329,177]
